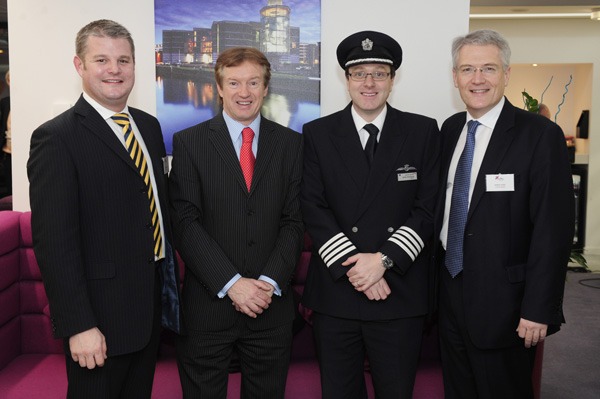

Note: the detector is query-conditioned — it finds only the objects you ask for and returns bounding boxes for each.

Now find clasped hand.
[228,277,274,318]
[344,252,391,300]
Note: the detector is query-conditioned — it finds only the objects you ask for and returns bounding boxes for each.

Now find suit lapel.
[356,107,407,215]
[329,104,370,192]
[208,114,249,193]
[468,100,517,219]
[251,118,277,194]
[75,97,140,176]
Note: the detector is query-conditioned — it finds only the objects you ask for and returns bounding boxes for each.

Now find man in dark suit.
[28,19,180,398]
[300,31,440,398]
[435,29,574,398]
[169,47,304,398]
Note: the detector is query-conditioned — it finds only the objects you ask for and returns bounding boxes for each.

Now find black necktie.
[363,123,379,166]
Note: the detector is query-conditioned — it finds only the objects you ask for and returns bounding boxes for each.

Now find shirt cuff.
[218,273,242,298]
[259,275,281,296]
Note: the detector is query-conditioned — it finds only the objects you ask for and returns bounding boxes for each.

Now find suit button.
[140,186,147,193]
[387,227,394,233]
[146,223,152,229]
[352,227,358,233]
[148,258,154,264]
[248,241,255,247]
[247,210,254,216]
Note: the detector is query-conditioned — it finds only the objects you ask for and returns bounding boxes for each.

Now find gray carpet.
[540,271,600,398]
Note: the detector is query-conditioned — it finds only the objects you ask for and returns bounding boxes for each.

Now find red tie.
[240,127,255,192]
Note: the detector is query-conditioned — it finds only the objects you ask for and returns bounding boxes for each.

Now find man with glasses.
[300,30,440,398]
[434,29,574,398]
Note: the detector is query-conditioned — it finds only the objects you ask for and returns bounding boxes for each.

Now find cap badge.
[361,38,373,51]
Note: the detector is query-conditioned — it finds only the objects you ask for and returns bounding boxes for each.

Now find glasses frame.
[347,71,391,82]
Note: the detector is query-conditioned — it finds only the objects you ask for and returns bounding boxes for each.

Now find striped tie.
[111,113,162,258]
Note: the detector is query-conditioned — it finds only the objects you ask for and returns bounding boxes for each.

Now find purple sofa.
[0,210,448,398]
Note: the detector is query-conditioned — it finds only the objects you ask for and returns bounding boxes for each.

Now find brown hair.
[214,47,271,90]
[75,19,135,62]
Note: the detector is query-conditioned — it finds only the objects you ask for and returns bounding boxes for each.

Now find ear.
[504,66,511,86]
[452,69,459,88]
[73,56,84,77]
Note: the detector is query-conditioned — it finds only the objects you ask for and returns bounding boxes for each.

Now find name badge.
[486,174,514,192]
[398,172,417,182]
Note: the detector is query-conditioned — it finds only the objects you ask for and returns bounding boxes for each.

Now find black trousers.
[64,267,162,399]
[439,270,537,399]
[312,312,424,399]
[177,318,293,399]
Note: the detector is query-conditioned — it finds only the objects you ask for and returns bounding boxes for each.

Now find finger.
[94,352,105,367]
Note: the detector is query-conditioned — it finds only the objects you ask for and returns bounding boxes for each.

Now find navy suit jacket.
[434,98,574,349]
[28,95,181,356]
[169,113,304,332]
[301,103,440,320]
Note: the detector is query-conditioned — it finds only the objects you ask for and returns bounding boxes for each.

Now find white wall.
[8,0,157,211]
[471,18,600,255]
[8,0,468,212]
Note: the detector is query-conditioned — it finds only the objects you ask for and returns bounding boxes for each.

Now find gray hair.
[451,29,511,70]
[76,19,135,62]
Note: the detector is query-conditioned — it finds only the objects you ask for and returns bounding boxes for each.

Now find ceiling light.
[470,13,590,19]
[592,8,600,20]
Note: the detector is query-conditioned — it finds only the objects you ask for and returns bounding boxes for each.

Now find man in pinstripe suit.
[300,31,440,398]
[169,47,304,398]
[28,20,181,398]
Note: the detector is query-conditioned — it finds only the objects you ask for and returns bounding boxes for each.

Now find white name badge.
[398,172,417,182]
[486,174,514,192]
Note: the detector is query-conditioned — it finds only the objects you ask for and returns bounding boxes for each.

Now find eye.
[353,71,366,78]
[248,80,260,88]
[228,81,239,88]
[483,66,497,74]
[373,71,386,78]
[460,66,474,74]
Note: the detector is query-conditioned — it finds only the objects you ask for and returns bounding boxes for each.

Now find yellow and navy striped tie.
[111,113,162,258]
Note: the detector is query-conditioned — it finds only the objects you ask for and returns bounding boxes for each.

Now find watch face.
[382,255,394,269]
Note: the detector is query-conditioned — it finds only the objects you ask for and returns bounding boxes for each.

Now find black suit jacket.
[434,99,574,349]
[300,103,440,320]
[169,112,304,332]
[28,95,181,356]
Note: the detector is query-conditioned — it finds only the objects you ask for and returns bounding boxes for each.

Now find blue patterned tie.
[445,120,480,278]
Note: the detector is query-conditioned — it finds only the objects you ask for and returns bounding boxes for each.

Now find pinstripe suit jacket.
[169,112,304,332]
[28,95,180,356]
[300,103,440,320]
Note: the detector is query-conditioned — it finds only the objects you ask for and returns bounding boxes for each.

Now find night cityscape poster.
[154,0,321,153]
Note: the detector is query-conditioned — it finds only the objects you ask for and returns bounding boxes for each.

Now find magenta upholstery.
[0,210,447,398]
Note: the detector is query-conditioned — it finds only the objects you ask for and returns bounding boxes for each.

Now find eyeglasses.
[347,71,391,81]
[456,65,500,76]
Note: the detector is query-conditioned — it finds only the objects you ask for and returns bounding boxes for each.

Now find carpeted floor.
[540,270,600,398]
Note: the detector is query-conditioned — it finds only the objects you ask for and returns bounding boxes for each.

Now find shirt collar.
[222,110,261,143]
[83,92,129,120]
[467,96,505,130]
[351,104,387,133]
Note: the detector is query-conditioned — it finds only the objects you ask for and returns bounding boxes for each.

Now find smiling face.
[453,44,510,119]
[346,63,394,122]
[74,35,135,112]
[216,61,268,125]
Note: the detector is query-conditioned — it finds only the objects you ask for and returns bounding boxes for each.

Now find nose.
[472,69,486,83]
[363,74,376,85]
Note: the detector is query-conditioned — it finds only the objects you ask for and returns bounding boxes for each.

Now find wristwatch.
[381,253,394,270]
